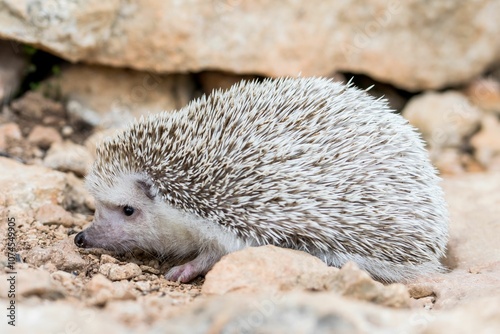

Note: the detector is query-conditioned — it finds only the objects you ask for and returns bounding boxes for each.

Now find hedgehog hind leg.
[164,241,228,283]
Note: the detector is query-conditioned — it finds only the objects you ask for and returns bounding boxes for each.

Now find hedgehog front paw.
[164,263,201,283]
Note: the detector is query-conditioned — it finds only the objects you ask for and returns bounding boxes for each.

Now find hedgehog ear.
[136,179,158,200]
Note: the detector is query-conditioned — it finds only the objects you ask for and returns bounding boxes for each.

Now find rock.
[0,157,69,214]
[43,140,93,176]
[403,91,482,149]
[27,125,63,149]
[10,91,65,125]
[35,203,84,227]
[100,254,120,264]
[202,245,339,295]
[407,172,500,310]
[464,77,500,115]
[25,238,87,272]
[85,274,136,306]
[203,245,409,308]
[470,114,500,169]
[331,262,409,308]
[15,268,65,300]
[99,263,142,281]
[151,291,500,333]
[0,122,22,151]
[1,1,499,91]
[8,301,130,333]
[0,39,28,104]
[41,64,195,126]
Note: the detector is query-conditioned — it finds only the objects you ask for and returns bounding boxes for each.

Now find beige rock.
[85,274,136,306]
[331,262,409,308]
[470,114,500,168]
[0,122,22,151]
[43,64,195,126]
[0,157,69,214]
[4,300,130,333]
[0,1,499,91]
[27,125,62,149]
[203,245,409,308]
[430,148,466,175]
[25,238,87,272]
[43,140,93,176]
[464,77,500,114]
[14,268,65,300]
[99,262,142,281]
[100,254,120,264]
[35,203,81,227]
[402,91,481,149]
[202,245,339,295]
[408,172,500,310]
[0,39,28,104]
[10,91,65,123]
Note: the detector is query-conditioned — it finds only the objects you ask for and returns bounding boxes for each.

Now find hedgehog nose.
[74,231,87,248]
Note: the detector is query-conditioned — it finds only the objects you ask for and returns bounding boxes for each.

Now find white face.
[75,174,164,253]
[75,173,206,259]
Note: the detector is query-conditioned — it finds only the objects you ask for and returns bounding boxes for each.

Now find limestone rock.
[99,262,142,281]
[203,245,409,308]
[403,91,481,149]
[25,238,87,272]
[0,157,69,214]
[0,122,22,151]
[43,140,93,176]
[35,203,86,227]
[42,64,195,127]
[85,274,136,306]
[470,114,500,170]
[202,245,339,295]
[27,125,63,150]
[408,172,500,310]
[0,1,499,91]
[0,39,28,104]
[464,77,500,115]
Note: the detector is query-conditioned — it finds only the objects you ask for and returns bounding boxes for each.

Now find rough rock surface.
[41,65,196,127]
[0,1,498,91]
[402,91,483,174]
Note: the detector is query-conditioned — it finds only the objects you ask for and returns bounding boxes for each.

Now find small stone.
[16,268,65,300]
[403,91,481,149]
[0,122,22,151]
[27,125,63,149]
[100,254,119,264]
[135,281,151,292]
[464,77,500,114]
[25,239,87,272]
[100,263,142,281]
[471,114,500,169]
[85,274,136,306]
[43,140,93,176]
[35,203,77,227]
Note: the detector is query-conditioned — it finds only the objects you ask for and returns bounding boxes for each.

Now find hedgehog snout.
[74,231,88,248]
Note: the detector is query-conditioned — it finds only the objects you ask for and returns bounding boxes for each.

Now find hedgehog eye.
[123,206,135,216]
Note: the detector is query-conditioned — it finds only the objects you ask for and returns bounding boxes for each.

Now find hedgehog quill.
[75,77,449,283]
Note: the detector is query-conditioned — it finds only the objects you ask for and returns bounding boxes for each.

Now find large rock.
[0,0,498,91]
[408,172,500,310]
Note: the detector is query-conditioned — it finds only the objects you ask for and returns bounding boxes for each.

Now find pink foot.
[164,263,200,283]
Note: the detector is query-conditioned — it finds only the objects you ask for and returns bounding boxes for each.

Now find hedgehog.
[74,77,449,283]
